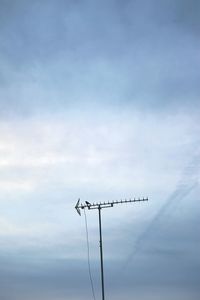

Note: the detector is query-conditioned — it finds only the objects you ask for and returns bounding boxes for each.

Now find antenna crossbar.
[75,198,148,215]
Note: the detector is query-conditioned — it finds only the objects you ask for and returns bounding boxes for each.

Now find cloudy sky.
[0,0,200,299]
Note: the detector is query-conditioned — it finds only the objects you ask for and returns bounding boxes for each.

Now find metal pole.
[75,198,148,299]
[98,206,105,300]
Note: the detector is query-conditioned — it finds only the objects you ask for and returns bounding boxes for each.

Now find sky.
[0,0,200,299]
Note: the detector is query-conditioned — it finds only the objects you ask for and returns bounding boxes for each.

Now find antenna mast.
[75,197,148,300]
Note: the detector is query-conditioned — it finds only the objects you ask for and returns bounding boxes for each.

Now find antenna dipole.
[75,197,148,300]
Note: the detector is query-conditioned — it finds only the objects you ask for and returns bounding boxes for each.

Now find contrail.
[123,152,200,267]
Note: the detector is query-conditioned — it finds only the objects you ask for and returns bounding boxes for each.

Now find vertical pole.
[98,206,105,300]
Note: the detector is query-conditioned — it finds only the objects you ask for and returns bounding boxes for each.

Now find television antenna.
[75,197,148,300]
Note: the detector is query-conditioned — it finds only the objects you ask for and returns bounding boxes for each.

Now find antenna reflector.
[75,198,81,216]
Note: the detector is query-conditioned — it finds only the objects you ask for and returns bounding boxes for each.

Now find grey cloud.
[0,242,199,300]
[0,255,95,300]
[0,237,199,300]
[0,0,199,117]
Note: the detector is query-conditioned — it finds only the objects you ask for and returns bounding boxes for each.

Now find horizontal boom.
[75,197,148,216]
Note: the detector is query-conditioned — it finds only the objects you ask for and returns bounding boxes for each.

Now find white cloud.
[0,179,35,191]
[0,109,199,194]
[0,108,199,254]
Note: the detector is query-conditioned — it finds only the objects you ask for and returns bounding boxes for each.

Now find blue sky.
[0,0,200,299]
